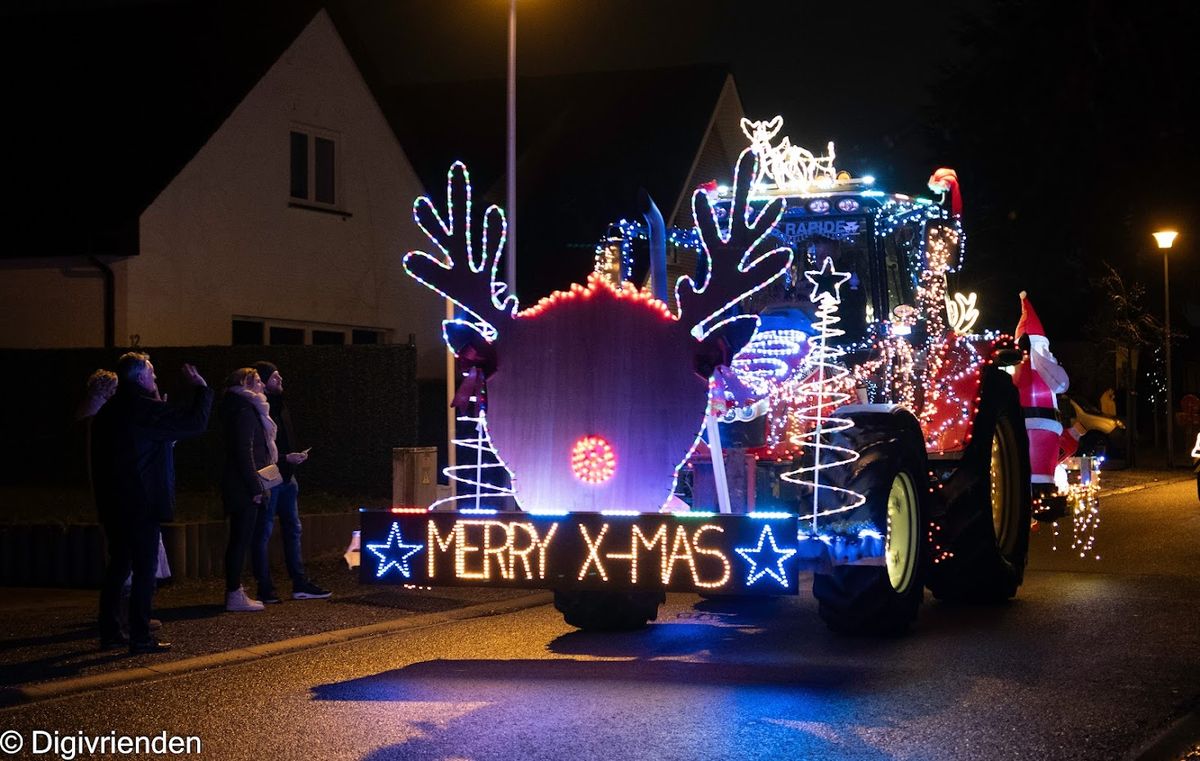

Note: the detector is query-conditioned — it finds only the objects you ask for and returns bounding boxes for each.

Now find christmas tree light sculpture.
[782,256,866,535]
[431,409,516,513]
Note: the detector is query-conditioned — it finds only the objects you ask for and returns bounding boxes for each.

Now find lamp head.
[1153,230,1179,249]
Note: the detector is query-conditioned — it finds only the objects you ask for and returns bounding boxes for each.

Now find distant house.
[0,6,444,382]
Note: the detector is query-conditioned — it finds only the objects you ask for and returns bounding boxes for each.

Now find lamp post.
[1153,229,1179,467]
[505,0,517,295]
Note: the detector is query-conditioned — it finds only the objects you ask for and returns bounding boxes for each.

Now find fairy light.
[426,519,559,581]
[734,524,798,587]
[366,522,424,579]
[677,147,793,342]
[430,410,516,511]
[1047,456,1103,561]
[578,523,611,581]
[518,272,676,321]
[781,257,866,532]
[571,435,617,484]
[592,218,702,291]
[404,161,517,344]
[946,291,981,335]
[740,116,840,193]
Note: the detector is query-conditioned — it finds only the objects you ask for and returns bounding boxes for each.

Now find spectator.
[92,354,212,654]
[251,361,329,603]
[219,368,276,612]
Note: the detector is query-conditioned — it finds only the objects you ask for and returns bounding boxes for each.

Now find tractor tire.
[812,410,930,636]
[553,589,665,631]
[925,367,1032,603]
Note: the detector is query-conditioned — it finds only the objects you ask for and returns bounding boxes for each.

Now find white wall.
[0,257,121,348]
[130,9,443,378]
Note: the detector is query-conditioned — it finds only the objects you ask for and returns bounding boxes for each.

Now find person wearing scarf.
[219,368,277,612]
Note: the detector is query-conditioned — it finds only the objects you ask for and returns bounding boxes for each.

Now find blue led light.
[735,524,797,588]
[366,522,424,579]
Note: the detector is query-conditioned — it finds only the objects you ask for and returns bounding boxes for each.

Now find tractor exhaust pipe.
[637,188,667,302]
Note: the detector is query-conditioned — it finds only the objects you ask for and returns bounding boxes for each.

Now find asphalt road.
[2,480,1198,761]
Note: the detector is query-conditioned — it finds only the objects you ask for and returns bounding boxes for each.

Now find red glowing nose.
[571,435,616,484]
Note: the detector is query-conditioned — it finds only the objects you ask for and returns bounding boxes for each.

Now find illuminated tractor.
[358,118,1032,636]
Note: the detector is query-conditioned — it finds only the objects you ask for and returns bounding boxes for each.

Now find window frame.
[288,124,346,215]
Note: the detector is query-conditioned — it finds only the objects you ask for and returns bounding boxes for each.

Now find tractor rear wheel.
[925,368,1032,602]
[812,410,929,636]
[553,589,665,631]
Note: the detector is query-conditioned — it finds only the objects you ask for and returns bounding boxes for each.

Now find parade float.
[357,117,1103,634]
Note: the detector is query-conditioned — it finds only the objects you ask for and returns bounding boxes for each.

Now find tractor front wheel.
[812,411,929,636]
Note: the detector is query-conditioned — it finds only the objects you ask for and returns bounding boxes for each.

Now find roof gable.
[0,1,329,258]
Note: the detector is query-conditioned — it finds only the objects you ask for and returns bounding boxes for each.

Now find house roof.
[386,65,734,299]
[1,1,733,293]
[0,1,334,259]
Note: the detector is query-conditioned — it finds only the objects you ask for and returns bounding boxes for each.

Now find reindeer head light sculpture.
[404,150,791,513]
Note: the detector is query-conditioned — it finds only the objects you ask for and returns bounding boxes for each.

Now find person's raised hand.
[285,452,309,465]
[181,364,207,388]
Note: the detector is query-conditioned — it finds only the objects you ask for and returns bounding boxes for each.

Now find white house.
[0,9,445,382]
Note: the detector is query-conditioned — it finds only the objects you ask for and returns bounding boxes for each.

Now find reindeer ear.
[443,320,498,372]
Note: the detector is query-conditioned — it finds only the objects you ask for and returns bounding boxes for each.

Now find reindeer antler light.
[678,149,793,341]
[404,162,518,344]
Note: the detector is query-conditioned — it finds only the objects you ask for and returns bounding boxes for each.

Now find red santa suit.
[1013,292,1069,485]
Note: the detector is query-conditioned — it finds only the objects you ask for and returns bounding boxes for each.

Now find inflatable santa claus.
[1013,292,1071,517]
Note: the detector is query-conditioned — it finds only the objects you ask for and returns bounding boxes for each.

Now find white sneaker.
[226,587,265,612]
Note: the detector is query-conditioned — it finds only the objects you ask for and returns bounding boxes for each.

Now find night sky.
[343,0,975,190]
[6,0,1198,356]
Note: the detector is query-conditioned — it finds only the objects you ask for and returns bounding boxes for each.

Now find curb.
[0,591,552,710]
[1126,708,1200,760]
[1101,475,1194,499]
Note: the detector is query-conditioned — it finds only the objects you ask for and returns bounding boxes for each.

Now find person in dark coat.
[92,353,212,654]
[219,368,276,612]
[250,361,328,603]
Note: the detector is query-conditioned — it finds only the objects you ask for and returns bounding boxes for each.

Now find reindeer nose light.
[571,435,616,485]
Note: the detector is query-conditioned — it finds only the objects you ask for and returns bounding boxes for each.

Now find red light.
[571,435,617,484]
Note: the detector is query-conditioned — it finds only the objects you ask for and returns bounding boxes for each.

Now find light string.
[429,410,516,513]
[781,257,866,533]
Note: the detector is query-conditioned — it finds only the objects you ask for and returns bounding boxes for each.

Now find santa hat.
[1014,290,1046,340]
[927,167,962,217]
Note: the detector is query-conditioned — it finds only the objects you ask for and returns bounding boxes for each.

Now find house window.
[233,317,389,346]
[352,329,381,345]
[269,326,306,345]
[312,329,346,345]
[232,319,265,345]
[289,128,339,207]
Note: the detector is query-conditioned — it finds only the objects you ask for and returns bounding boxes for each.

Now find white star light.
[735,524,798,587]
[367,522,424,579]
[804,256,852,304]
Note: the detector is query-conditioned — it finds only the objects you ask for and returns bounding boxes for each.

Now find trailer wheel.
[553,589,665,631]
[812,411,929,636]
[926,368,1032,602]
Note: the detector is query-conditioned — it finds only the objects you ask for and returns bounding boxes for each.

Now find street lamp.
[505,0,517,296]
[1153,229,1179,467]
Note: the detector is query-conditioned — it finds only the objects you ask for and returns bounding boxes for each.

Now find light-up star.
[366,522,424,579]
[735,524,798,587]
[804,256,852,304]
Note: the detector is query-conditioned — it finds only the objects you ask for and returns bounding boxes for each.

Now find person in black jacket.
[250,361,328,603]
[219,368,277,612]
[92,353,212,654]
